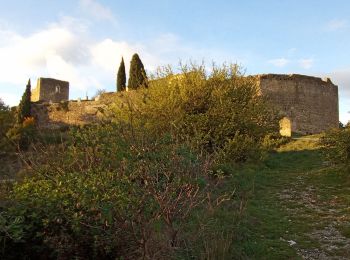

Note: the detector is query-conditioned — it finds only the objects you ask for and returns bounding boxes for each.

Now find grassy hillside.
[235,136,350,259]
[1,65,348,258]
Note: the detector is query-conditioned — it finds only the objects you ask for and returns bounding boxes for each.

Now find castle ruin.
[30,74,339,136]
[31,78,69,103]
[257,74,339,136]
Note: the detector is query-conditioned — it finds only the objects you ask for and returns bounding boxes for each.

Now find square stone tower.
[31,78,69,103]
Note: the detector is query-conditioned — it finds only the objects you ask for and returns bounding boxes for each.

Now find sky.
[0,0,350,122]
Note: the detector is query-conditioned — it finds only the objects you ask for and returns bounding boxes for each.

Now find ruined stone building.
[256,74,339,136]
[31,78,69,103]
[30,74,339,136]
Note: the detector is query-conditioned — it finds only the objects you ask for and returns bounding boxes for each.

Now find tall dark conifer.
[17,79,31,124]
[128,53,148,90]
[117,57,126,91]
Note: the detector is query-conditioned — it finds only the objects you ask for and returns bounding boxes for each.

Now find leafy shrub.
[0,99,15,152]
[0,63,279,258]
[6,117,37,150]
[216,133,262,163]
[111,63,279,163]
[321,128,350,167]
[262,133,291,151]
[0,123,223,259]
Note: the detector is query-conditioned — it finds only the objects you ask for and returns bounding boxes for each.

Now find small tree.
[0,98,9,112]
[128,53,148,90]
[0,98,13,140]
[17,79,31,124]
[117,57,126,91]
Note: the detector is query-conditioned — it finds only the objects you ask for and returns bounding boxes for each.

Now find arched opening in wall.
[279,117,292,137]
[55,85,61,94]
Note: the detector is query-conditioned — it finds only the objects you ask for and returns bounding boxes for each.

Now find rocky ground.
[239,136,350,259]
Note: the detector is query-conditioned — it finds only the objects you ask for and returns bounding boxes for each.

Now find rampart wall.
[31,74,339,134]
[31,92,118,129]
[257,74,339,134]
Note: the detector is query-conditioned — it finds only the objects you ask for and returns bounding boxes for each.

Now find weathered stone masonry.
[31,78,69,103]
[257,74,339,135]
[31,92,118,129]
[31,74,339,135]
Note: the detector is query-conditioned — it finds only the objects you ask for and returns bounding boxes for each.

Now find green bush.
[217,133,262,163]
[321,128,350,167]
[6,117,37,150]
[0,124,218,259]
[0,63,279,258]
[262,133,291,151]
[111,63,279,163]
[0,99,15,152]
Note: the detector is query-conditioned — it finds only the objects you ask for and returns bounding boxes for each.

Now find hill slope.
[238,136,350,259]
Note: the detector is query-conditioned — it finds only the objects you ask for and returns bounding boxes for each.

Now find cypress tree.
[117,57,126,91]
[128,53,148,90]
[17,79,31,124]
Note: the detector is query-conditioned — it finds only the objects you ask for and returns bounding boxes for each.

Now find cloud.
[330,68,350,95]
[267,56,315,70]
[91,39,143,72]
[0,16,242,106]
[327,68,350,123]
[287,48,297,56]
[268,58,289,67]
[326,19,348,31]
[0,92,18,107]
[0,22,91,88]
[79,0,116,24]
[0,18,175,105]
[298,58,313,69]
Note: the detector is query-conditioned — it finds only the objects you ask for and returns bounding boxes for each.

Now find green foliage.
[217,133,262,163]
[0,63,280,258]
[0,124,218,259]
[0,99,15,151]
[6,117,37,150]
[235,137,350,259]
[113,63,279,163]
[321,128,350,168]
[17,79,31,124]
[262,133,291,151]
[117,57,126,91]
[127,53,148,89]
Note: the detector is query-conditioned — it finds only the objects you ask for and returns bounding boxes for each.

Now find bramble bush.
[0,99,15,152]
[0,123,227,259]
[111,63,279,163]
[0,63,280,259]
[321,127,350,169]
[6,117,37,150]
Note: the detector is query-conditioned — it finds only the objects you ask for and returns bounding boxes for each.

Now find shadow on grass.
[264,149,323,173]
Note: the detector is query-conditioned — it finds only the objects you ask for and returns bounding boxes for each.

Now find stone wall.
[31,78,69,103]
[31,92,118,129]
[31,74,339,134]
[257,74,339,134]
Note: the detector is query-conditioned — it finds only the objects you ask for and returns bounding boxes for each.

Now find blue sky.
[0,0,350,122]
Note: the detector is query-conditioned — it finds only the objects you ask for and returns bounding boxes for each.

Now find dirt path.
[240,136,350,259]
[277,138,350,259]
[278,170,350,259]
